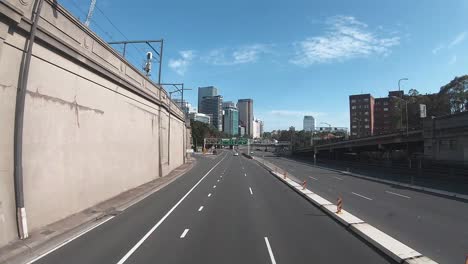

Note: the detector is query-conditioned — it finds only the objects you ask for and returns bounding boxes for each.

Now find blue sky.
[60,0,468,131]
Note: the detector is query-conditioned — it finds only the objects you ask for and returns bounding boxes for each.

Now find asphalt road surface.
[249,150,468,264]
[31,150,392,264]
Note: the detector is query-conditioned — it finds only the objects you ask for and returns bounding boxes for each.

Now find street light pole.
[391,96,409,136]
[320,122,332,130]
[398,78,408,131]
[398,78,408,91]
[405,100,408,136]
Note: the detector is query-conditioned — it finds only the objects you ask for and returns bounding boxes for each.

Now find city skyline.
[60,0,468,131]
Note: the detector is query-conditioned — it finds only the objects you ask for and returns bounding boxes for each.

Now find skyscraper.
[303,116,315,131]
[253,118,264,138]
[199,95,223,131]
[237,99,254,138]
[173,99,191,117]
[198,86,218,111]
[223,104,239,136]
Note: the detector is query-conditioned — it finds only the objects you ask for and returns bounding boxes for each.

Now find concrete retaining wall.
[0,0,187,246]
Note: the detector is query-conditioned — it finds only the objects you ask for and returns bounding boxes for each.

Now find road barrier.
[336,197,343,214]
[302,180,307,190]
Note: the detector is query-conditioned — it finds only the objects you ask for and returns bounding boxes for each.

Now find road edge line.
[252,157,439,264]
[24,216,115,264]
[277,157,468,202]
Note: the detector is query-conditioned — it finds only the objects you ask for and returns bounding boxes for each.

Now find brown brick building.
[349,94,374,137]
[374,91,403,135]
[350,91,404,138]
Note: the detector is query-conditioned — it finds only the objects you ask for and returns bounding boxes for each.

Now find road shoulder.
[0,157,197,264]
[278,156,468,202]
[253,156,438,264]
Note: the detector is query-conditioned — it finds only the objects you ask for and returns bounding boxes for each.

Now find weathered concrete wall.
[0,0,187,246]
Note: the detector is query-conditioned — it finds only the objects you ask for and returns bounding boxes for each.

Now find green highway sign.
[219,138,248,146]
[204,138,249,146]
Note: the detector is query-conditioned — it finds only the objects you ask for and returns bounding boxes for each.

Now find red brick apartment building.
[350,91,404,138]
[349,94,374,137]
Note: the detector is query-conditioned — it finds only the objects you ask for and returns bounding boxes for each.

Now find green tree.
[391,88,452,131]
[439,75,468,113]
[190,120,222,150]
[262,132,272,139]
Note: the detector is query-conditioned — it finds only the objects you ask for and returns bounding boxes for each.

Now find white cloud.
[448,31,466,48]
[168,50,195,75]
[204,44,270,65]
[290,16,400,66]
[431,32,466,56]
[449,55,457,65]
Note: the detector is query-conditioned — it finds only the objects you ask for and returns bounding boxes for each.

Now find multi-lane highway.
[29,150,392,264]
[250,150,468,264]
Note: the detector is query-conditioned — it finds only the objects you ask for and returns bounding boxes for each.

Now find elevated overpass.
[294,130,424,158]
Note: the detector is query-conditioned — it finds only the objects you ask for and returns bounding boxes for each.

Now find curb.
[254,157,438,264]
[279,157,468,202]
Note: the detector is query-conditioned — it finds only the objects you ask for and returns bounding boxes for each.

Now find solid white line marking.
[25,216,114,264]
[352,192,373,201]
[180,229,189,238]
[116,153,228,264]
[213,185,216,188]
[249,187,253,195]
[244,173,247,177]
[198,206,204,212]
[386,191,411,199]
[333,176,343,180]
[208,193,212,197]
[264,237,277,264]
[309,176,318,180]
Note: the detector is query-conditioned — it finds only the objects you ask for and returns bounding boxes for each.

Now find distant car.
[234,152,239,156]
[250,151,254,154]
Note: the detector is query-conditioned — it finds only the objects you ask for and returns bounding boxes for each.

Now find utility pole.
[85,0,97,27]
[108,39,164,84]
[160,83,192,116]
[391,96,409,136]
[398,78,408,131]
